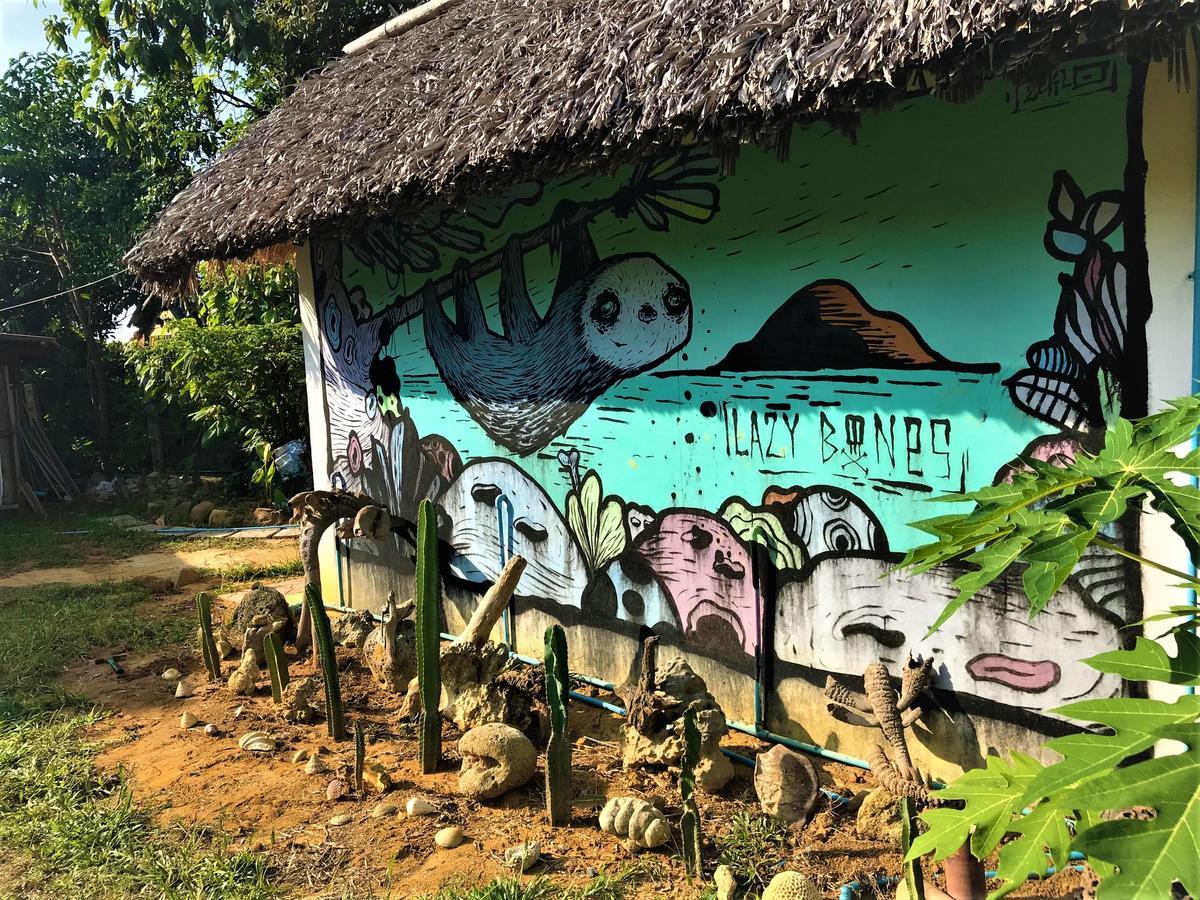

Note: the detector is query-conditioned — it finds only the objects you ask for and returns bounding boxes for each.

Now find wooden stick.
[455,555,527,647]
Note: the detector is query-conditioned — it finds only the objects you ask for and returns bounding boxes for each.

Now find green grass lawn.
[0,580,276,898]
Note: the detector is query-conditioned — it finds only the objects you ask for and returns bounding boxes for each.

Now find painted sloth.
[424,203,692,455]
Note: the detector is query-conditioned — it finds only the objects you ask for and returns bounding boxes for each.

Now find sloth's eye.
[662,283,689,317]
[590,290,621,329]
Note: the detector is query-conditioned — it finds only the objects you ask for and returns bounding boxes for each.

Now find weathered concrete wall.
[299,56,1181,776]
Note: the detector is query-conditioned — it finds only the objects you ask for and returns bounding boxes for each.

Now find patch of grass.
[0,581,191,714]
[715,811,789,899]
[0,510,168,576]
[211,557,305,586]
[421,866,644,900]
[0,578,278,898]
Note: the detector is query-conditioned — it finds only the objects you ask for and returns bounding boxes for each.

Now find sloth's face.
[579,255,691,372]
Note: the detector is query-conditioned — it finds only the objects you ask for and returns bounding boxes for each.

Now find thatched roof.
[126,0,1198,297]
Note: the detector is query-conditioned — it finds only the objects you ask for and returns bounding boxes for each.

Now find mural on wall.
[313,61,1141,731]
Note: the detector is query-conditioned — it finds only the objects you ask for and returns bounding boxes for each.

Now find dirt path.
[0,541,298,588]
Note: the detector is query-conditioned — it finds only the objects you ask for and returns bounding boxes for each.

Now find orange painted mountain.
[710,279,998,372]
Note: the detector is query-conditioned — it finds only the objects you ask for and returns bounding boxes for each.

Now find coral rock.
[363,762,391,793]
[855,786,902,845]
[504,841,540,872]
[762,872,820,900]
[188,501,216,525]
[714,864,737,900]
[361,596,416,690]
[435,826,464,849]
[227,652,259,696]
[229,584,291,643]
[754,745,820,828]
[174,565,203,589]
[598,796,671,849]
[282,676,318,724]
[331,608,376,649]
[457,723,536,800]
[207,508,237,528]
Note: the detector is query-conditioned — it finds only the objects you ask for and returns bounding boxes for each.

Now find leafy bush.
[126,316,306,498]
[898,396,1200,899]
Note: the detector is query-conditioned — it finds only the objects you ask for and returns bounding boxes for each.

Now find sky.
[0,0,60,63]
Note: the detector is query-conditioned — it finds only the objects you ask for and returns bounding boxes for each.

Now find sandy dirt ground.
[28,541,1087,899]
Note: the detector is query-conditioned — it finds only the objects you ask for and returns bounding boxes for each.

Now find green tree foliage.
[0,51,192,470]
[125,315,305,496]
[47,0,400,154]
[899,395,1200,898]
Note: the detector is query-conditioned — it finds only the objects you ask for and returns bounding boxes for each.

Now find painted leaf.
[1069,724,1200,899]
[1082,632,1200,685]
[593,498,626,573]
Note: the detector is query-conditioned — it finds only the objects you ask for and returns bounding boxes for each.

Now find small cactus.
[196,592,221,682]
[354,720,366,794]
[900,795,927,900]
[307,583,346,741]
[415,498,442,773]
[264,631,289,704]
[679,701,702,876]
[544,624,571,824]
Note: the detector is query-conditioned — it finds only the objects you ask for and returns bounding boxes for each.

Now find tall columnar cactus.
[544,624,572,824]
[354,720,366,795]
[195,592,221,682]
[679,701,702,876]
[264,631,289,704]
[306,583,346,741]
[415,498,442,773]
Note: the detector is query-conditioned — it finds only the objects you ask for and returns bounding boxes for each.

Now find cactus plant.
[679,701,702,876]
[354,720,366,794]
[900,795,926,900]
[264,631,289,704]
[415,498,442,773]
[195,592,221,682]
[306,583,346,740]
[544,624,571,824]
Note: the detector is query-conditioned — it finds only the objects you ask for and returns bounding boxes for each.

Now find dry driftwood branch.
[454,554,527,647]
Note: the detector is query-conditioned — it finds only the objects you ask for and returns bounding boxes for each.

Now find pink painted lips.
[967,654,1061,693]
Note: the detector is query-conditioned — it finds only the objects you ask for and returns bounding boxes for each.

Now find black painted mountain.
[710,279,999,372]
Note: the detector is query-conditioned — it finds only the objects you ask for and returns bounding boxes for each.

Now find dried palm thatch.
[125,0,1200,298]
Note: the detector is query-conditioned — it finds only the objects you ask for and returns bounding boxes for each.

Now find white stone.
[162,668,181,681]
[328,814,351,826]
[371,803,398,818]
[406,797,437,816]
[435,826,463,849]
[504,841,540,872]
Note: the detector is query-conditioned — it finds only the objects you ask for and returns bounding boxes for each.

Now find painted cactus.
[264,631,289,704]
[415,498,442,773]
[195,591,221,682]
[544,624,572,824]
[680,701,702,876]
[306,583,346,740]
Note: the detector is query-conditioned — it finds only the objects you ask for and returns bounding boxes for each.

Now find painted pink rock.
[636,510,758,654]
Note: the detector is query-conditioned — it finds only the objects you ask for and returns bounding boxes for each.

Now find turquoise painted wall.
[312,57,1136,730]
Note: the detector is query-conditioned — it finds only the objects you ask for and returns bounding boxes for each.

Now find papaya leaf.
[1068,723,1200,899]
[990,803,1071,900]
[1023,696,1200,804]
[1082,632,1200,685]
[908,754,1041,865]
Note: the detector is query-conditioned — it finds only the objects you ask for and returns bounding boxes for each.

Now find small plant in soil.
[716,810,788,894]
